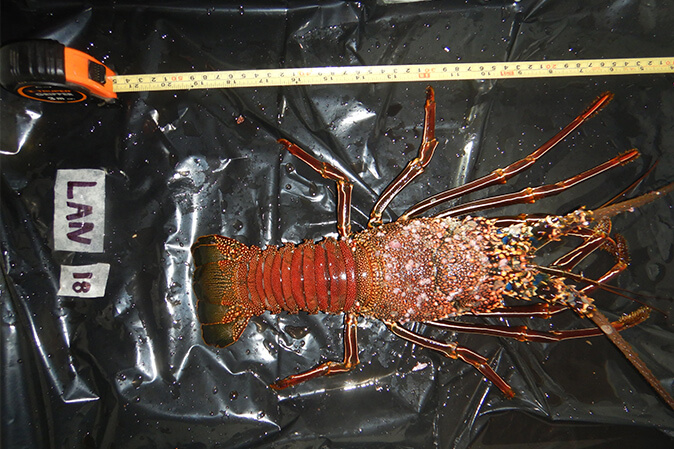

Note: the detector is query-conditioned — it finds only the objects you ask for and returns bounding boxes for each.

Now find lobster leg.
[270,313,359,390]
[279,139,353,238]
[550,220,614,269]
[427,306,650,343]
[385,321,515,398]
[551,225,630,295]
[489,162,660,228]
[477,303,568,318]
[434,149,640,218]
[599,160,658,208]
[403,92,614,219]
[368,86,438,227]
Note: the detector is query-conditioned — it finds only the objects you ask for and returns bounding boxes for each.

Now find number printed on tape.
[58,263,111,298]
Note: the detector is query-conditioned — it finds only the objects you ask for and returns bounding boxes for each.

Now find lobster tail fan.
[191,235,254,347]
[199,303,250,348]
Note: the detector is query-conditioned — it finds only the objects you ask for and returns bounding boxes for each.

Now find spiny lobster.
[191,87,674,409]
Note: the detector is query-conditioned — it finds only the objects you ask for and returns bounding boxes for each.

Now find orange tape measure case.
[0,39,117,103]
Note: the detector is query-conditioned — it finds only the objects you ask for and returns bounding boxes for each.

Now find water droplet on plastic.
[230,390,238,400]
[213,386,218,394]
[132,375,143,389]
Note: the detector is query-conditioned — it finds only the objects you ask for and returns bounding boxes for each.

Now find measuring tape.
[2,40,673,103]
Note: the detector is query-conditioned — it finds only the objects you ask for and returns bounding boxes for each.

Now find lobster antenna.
[587,309,674,410]
[592,180,674,221]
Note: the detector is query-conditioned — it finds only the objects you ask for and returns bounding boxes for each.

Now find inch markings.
[111,57,674,93]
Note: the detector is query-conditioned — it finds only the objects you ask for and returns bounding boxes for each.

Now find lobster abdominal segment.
[251,238,358,315]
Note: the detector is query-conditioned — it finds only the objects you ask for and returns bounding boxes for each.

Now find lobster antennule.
[191,235,256,347]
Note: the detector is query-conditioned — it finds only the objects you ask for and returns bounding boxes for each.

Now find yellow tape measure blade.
[111,57,674,93]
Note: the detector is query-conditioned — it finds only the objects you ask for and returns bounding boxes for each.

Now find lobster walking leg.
[435,149,640,218]
[386,321,516,398]
[402,92,614,219]
[368,86,438,227]
[550,224,630,295]
[270,313,359,390]
[551,221,614,270]
[279,138,353,237]
[599,160,659,208]
[427,306,651,343]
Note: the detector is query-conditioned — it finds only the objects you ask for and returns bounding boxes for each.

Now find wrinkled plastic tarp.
[2,1,674,448]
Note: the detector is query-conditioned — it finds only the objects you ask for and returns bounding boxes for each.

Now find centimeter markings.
[111,57,674,92]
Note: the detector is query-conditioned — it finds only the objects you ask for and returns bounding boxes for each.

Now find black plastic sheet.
[2,1,673,448]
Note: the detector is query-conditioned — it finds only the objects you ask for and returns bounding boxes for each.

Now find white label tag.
[57,263,111,298]
[54,169,106,253]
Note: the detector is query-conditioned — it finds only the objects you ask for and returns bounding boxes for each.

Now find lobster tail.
[191,235,258,348]
[198,302,248,348]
